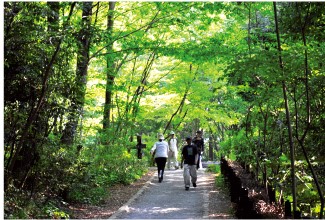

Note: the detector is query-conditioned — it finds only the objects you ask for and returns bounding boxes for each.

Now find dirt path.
[109,168,235,219]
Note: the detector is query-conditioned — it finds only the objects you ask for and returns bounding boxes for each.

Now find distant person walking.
[181,136,198,191]
[192,130,204,169]
[167,131,179,169]
[151,134,169,183]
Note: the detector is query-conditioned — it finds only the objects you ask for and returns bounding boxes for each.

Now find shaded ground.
[69,167,235,219]
[68,169,156,219]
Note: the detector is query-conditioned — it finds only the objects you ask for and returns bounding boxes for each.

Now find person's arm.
[150,143,156,154]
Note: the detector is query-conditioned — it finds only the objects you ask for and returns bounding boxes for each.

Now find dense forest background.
[3,2,324,218]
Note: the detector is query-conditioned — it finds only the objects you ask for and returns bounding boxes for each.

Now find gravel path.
[110,168,234,219]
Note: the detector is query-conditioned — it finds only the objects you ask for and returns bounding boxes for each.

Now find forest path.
[109,167,234,219]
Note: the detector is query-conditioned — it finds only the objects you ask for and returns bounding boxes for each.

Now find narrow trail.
[110,168,234,219]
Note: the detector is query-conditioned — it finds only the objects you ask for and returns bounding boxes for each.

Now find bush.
[64,142,149,204]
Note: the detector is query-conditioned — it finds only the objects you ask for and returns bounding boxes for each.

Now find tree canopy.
[3,2,325,218]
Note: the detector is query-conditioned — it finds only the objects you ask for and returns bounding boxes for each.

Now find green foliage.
[4,190,30,219]
[207,164,229,192]
[206,164,220,173]
[4,187,70,219]
[43,202,70,219]
[61,134,149,204]
[4,1,325,218]
[68,185,108,205]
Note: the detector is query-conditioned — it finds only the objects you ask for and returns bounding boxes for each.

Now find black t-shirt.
[192,137,204,153]
[182,144,198,165]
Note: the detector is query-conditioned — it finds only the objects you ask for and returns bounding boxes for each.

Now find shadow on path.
[110,168,230,219]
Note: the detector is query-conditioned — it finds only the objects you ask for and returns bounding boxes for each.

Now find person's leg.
[190,165,197,187]
[155,158,162,180]
[160,157,167,180]
[169,153,176,169]
[183,164,190,190]
[198,154,202,168]
[196,154,201,169]
[156,157,166,182]
[174,153,179,168]
[167,154,171,169]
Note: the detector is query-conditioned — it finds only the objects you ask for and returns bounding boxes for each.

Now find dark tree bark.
[273,2,297,214]
[294,3,324,218]
[61,2,93,144]
[103,2,116,130]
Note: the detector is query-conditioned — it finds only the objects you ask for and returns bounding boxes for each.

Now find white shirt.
[151,140,169,158]
[169,138,178,152]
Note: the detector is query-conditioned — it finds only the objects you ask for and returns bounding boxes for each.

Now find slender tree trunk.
[246,3,252,55]
[103,6,161,131]
[131,53,155,118]
[103,2,116,130]
[61,2,92,144]
[175,109,188,131]
[273,2,297,214]
[259,104,269,190]
[113,53,155,138]
[208,131,214,161]
[164,91,188,135]
[128,53,155,134]
[163,64,196,134]
[295,3,324,218]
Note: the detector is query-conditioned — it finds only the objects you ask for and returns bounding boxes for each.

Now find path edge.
[109,169,156,219]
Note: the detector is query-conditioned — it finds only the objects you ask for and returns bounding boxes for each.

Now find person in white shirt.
[151,134,169,183]
[167,131,179,169]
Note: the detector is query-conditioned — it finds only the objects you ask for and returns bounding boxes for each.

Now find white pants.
[167,151,179,168]
[183,164,197,187]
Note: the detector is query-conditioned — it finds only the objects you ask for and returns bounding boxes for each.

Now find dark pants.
[197,153,202,169]
[155,157,167,178]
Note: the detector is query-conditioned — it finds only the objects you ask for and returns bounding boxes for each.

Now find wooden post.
[135,134,146,159]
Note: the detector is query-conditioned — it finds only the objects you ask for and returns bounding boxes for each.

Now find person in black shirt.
[192,130,204,169]
[181,136,198,191]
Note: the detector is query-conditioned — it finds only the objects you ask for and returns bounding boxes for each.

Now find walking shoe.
[193,183,197,187]
[159,177,162,183]
[185,187,189,191]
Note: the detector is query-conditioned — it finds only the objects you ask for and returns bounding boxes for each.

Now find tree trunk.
[164,64,196,135]
[5,3,76,190]
[61,2,92,144]
[273,2,297,214]
[103,2,116,130]
[295,3,324,218]
[208,132,214,161]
